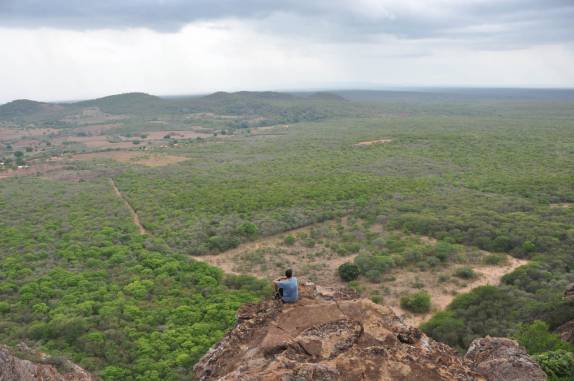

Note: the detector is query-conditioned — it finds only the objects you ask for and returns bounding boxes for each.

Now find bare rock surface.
[556,320,574,344]
[193,282,485,381]
[564,283,574,303]
[464,337,547,381]
[0,344,98,381]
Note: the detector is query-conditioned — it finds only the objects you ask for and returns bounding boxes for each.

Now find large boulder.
[564,283,574,303]
[0,344,98,381]
[194,282,484,381]
[464,337,547,381]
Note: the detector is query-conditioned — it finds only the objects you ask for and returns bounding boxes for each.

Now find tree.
[338,262,360,282]
[14,151,25,166]
[237,222,258,238]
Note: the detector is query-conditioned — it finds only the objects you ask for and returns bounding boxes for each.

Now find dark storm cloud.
[1,0,573,48]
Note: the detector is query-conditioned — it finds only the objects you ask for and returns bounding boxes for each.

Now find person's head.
[285,268,293,278]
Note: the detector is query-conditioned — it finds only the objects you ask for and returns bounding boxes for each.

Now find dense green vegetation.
[0,177,269,380]
[1,89,574,380]
[514,321,574,381]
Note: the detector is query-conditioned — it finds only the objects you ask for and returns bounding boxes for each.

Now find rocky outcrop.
[556,320,574,345]
[193,282,485,381]
[0,344,98,381]
[464,337,547,381]
[554,283,574,344]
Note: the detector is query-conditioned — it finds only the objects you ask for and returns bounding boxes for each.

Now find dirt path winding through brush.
[109,178,147,235]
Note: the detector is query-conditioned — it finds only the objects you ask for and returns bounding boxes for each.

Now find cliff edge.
[194,283,480,380]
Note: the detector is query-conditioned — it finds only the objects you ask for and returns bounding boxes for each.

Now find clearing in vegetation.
[354,138,392,146]
[194,218,528,326]
[70,151,189,167]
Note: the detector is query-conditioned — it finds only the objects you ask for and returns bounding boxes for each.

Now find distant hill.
[0,99,65,119]
[0,90,351,122]
[75,92,163,114]
[175,91,303,117]
[202,91,295,102]
[307,92,347,101]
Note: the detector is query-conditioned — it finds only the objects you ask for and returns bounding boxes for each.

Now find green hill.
[75,92,164,114]
[0,99,63,119]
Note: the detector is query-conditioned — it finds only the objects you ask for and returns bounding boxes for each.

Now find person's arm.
[273,276,287,285]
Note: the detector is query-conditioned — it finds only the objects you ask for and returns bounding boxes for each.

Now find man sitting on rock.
[273,268,298,303]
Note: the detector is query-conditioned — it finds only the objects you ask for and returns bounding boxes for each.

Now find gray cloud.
[1,0,573,49]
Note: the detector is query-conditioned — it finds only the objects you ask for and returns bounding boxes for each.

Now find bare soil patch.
[13,139,42,148]
[70,123,122,135]
[143,130,212,140]
[0,163,66,180]
[193,223,346,283]
[69,151,188,167]
[251,125,289,135]
[0,127,59,140]
[354,139,392,146]
[194,219,528,328]
[383,256,528,326]
[550,203,571,209]
[131,154,188,167]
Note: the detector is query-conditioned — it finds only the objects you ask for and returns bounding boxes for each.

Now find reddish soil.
[0,163,66,180]
[0,127,59,140]
[54,136,136,149]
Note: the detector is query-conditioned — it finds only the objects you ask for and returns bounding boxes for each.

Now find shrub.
[283,235,296,246]
[237,222,258,238]
[438,274,450,283]
[426,256,441,268]
[0,302,9,314]
[208,235,240,251]
[454,267,476,280]
[533,350,574,381]
[338,262,360,282]
[421,311,465,349]
[365,270,382,283]
[513,320,574,355]
[400,291,431,313]
[434,242,457,262]
[354,254,394,275]
[302,238,316,248]
[483,253,507,265]
[347,280,363,293]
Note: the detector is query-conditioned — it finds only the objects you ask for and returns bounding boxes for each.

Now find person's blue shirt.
[278,277,298,303]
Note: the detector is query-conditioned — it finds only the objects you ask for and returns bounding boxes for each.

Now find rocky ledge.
[193,282,546,381]
[0,344,98,381]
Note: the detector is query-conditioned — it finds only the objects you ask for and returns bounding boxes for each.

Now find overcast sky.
[1,0,573,103]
